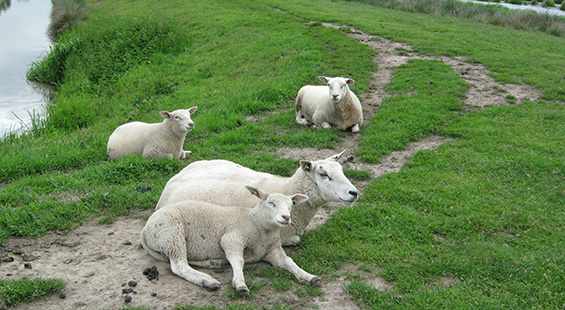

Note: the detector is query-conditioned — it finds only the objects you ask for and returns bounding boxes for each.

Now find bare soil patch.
[1,16,544,310]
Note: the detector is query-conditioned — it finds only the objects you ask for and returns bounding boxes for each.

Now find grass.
[1,0,564,308]
[0,278,65,307]
[349,0,565,37]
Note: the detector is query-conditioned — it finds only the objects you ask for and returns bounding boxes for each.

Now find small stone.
[137,186,152,193]
[151,292,157,297]
[122,241,132,246]
[23,254,37,262]
[124,295,132,303]
[1,257,14,263]
[128,280,137,287]
[24,263,32,269]
[122,288,134,294]
[59,293,66,299]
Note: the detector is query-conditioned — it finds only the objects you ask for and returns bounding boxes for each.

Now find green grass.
[1,0,564,308]
[0,278,65,307]
[357,59,467,163]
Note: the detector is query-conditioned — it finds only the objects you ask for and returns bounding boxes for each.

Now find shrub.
[542,0,556,7]
[506,0,523,4]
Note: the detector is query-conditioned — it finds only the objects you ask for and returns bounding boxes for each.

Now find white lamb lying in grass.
[141,186,318,295]
[156,151,358,246]
[296,76,363,132]
[107,107,197,160]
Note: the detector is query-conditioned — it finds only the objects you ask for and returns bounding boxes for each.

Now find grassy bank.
[1,0,564,308]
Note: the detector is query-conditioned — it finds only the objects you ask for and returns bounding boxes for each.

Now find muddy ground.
[0,14,542,310]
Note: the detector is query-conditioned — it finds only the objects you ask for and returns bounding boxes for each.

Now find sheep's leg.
[224,252,249,295]
[164,231,221,290]
[169,257,221,291]
[282,235,301,247]
[221,236,249,295]
[351,124,360,133]
[320,122,332,129]
[295,110,310,126]
[263,246,320,286]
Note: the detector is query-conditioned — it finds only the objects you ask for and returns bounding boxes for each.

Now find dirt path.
[0,16,542,310]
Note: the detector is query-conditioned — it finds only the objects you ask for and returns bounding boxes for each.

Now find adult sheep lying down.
[107,107,197,160]
[156,151,358,246]
[295,76,363,132]
[142,186,318,295]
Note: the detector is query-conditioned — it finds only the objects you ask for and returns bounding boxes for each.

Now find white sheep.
[295,76,363,132]
[107,107,197,160]
[142,186,318,295]
[156,151,358,246]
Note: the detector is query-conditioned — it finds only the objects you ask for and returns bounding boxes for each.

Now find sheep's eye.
[319,172,329,179]
[269,202,276,208]
[341,85,345,89]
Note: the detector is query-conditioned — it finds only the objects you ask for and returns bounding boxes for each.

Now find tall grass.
[351,0,565,37]
[48,0,86,42]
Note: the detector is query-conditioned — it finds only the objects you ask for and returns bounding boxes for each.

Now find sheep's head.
[301,150,358,204]
[160,106,198,133]
[247,186,309,228]
[319,76,354,104]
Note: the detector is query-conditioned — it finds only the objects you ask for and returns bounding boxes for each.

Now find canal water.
[459,0,565,16]
[0,0,52,137]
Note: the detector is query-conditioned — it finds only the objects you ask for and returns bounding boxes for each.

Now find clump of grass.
[48,0,87,42]
[0,278,65,307]
[542,0,556,7]
[26,38,78,86]
[506,94,518,104]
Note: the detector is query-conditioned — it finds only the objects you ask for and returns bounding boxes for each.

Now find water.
[459,0,565,16]
[0,0,52,137]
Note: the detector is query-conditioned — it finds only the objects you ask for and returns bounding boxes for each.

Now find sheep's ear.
[290,194,309,206]
[326,150,346,162]
[246,185,266,201]
[346,78,355,85]
[318,76,329,83]
[159,111,171,119]
[300,160,313,172]
[188,106,198,114]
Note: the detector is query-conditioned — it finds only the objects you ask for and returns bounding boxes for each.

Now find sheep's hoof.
[205,282,221,291]
[309,276,321,286]
[236,286,250,296]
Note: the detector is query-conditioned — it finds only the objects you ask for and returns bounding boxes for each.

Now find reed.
[48,0,86,42]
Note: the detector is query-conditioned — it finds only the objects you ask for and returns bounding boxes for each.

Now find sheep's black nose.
[349,190,358,197]
[282,215,290,221]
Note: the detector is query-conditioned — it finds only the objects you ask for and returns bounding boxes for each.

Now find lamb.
[295,76,363,132]
[141,186,318,295]
[156,151,358,246]
[107,107,197,160]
